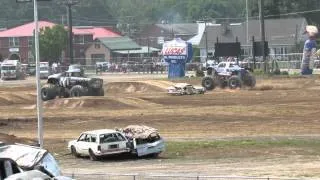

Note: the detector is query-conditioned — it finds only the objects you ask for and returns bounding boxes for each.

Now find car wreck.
[121,125,165,157]
[167,83,205,95]
[0,143,70,179]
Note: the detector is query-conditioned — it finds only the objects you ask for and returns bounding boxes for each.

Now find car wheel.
[228,76,242,89]
[70,85,85,97]
[152,153,160,158]
[89,149,98,161]
[71,146,79,158]
[202,76,215,90]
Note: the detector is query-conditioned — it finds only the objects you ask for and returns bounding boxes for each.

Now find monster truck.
[41,68,104,101]
[202,61,256,90]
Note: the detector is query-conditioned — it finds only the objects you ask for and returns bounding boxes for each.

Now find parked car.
[68,129,131,161]
[167,83,206,95]
[96,62,110,72]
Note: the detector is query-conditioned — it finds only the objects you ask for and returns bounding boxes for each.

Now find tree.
[38,25,67,64]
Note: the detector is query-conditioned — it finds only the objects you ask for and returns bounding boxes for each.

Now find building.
[134,23,198,49]
[193,18,308,62]
[85,36,141,65]
[0,21,121,64]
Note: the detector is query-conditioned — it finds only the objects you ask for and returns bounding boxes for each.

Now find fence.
[50,63,203,75]
[43,53,310,76]
[66,173,303,180]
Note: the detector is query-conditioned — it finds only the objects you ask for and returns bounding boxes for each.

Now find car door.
[75,133,91,155]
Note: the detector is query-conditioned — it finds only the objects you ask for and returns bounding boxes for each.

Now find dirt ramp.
[106,82,164,94]
[43,97,135,110]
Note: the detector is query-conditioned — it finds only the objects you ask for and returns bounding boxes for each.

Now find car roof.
[174,83,192,88]
[83,129,118,135]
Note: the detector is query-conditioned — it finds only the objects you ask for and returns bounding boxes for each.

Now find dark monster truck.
[41,69,104,101]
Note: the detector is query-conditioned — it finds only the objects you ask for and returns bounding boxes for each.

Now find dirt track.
[1,76,320,178]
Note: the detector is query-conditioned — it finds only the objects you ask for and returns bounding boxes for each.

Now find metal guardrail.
[65,173,303,180]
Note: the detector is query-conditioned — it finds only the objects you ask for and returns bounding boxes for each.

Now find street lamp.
[17,0,52,148]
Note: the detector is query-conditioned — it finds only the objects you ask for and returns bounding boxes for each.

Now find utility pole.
[64,0,79,64]
[259,0,266,73]
[246,0,249,44]
[205,20,208,66]
[16,0,53,149]
[34,0,43,148]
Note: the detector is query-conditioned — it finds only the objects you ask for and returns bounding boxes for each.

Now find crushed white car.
[167,83,206,95]
[121,125,165,157]
[68,129,130,161]
[0,143,71,179]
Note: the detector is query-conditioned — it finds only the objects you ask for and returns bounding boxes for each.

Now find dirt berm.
[106,81,168,94]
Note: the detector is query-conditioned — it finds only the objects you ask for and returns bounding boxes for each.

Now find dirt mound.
[43,97,135,110]
[106,81,165,94]
[0,133,35,145]
[0,92,35,106]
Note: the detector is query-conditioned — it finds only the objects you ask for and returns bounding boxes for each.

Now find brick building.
[0,21,121,65]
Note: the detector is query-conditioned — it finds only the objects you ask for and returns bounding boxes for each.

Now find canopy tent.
[114,46,160,54]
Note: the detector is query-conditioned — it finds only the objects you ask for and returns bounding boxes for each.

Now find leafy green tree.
[38,25,67,64]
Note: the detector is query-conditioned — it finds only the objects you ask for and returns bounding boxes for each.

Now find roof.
[198,18,307,48]
[0,144,47,169]
[156,23,198,36]
[0,21,55,37]
[83,129,118,135]
[114,46,160,54]
[98,36,141,51]
[0,21,110,38]
[188,23,206,45]
[75,27,121,39]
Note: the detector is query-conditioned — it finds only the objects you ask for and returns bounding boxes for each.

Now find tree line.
[0,0,319,29]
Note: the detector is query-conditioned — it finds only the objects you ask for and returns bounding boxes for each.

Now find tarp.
[123,125,159,139]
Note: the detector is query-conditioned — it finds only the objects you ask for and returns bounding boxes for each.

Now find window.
[28,51,34,63]
[95,43,101,49]
[99,133,124,143]
[9,37,20,47]
[74,35,85,44]
[78,134,87,141]
[28,37,33,47]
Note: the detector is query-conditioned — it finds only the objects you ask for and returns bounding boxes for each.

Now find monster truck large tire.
[98,88,105,96]
[41,84,57,101]
[88,88,104,96]
[202,76,216,90]
[70,85,86,97]
[243,73,256,88]
[228,76,242,89]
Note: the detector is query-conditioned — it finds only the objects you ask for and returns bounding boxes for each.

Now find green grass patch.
[164,139,320,159]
